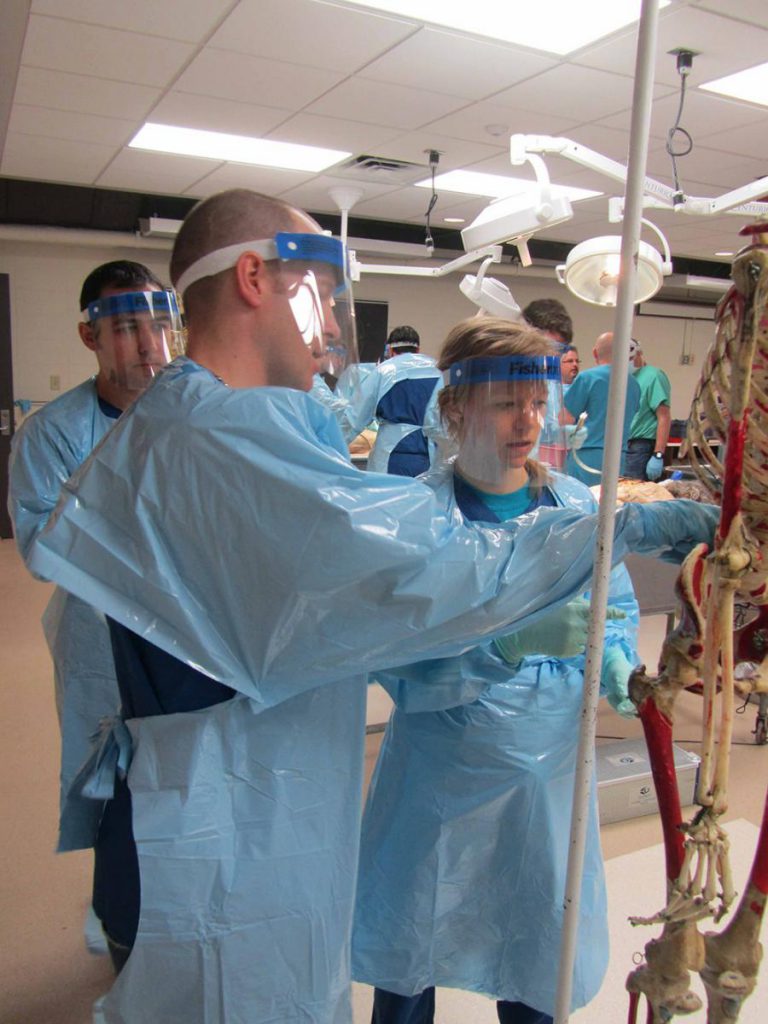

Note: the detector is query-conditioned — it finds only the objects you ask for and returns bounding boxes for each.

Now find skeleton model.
[625,226,768,1023]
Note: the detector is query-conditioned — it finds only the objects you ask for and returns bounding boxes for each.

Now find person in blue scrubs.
[27,189,718,1024]
[563,331,641,483]
[8,261,181,854]
[352,318,640,1024]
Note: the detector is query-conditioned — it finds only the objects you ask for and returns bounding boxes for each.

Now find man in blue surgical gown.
[8,259,180,852]
[28,188,718,1024]
[313,324,442,476]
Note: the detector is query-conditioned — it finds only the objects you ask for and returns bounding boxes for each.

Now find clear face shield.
[442,354,564,488]
[175,231,358,384]
[82,289,184,394]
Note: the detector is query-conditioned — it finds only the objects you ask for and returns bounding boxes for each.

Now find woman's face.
[455,380,547,485]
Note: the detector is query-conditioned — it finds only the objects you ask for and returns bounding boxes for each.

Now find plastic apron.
[28,360,717,1023]
[353,468,639,1014]
[92,682,365,1024]
[8,378,121,849]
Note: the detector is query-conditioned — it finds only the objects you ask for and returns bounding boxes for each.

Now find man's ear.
[78,321,97,352]
[234,252,269,309]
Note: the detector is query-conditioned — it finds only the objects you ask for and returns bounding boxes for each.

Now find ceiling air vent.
[334,154,429,186]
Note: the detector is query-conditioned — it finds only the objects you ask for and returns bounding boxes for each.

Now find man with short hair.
[28,190,717,1023]
[626,340,672,481]
[9,260,181,854]
[562,330,641,483]
[522,297,574,345]
[560,344,580,389]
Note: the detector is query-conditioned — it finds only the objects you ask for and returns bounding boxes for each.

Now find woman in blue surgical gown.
[352,317,640,1024]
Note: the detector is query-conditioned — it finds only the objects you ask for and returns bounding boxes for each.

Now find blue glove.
[601,648,637,718]
[564,422,587,451]
[645,453,664,481]
[494,598,625,664]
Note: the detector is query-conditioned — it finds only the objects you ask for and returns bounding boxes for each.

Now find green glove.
[601,648,638,718]
[494,598,625,664]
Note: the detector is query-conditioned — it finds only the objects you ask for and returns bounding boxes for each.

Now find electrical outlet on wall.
[680,354,692,365]
[49,374,61,390]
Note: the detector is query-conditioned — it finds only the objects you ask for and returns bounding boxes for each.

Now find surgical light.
[556,236,666,307]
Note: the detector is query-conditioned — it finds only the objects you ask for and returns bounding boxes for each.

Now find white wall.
[2,234,716,421]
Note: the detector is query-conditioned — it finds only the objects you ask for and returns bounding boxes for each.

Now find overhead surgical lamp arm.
[515,133,768,219]
[350,244,503,280]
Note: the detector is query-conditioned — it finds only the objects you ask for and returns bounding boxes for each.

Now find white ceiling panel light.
[701,61,768,108]
[415,169,601,203]
[337,1,670,56]
[129,123,351,172]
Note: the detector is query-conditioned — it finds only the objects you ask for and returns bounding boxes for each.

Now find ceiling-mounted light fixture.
[555,201,672,307]
[459,255,522,320]
[556,236,665,306]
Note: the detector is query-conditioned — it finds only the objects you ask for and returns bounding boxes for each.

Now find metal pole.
[552,2,661,1021]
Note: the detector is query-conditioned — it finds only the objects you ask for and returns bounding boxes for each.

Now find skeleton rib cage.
[624,231,768,1024]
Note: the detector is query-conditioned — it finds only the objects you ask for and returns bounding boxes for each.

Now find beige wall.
[2,235,716,421]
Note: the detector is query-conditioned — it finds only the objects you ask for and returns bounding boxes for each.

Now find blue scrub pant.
[371,988,553,1024]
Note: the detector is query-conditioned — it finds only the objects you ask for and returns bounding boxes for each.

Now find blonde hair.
[437,316,560,489]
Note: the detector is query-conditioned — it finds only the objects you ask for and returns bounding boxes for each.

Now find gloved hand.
[645,453,664,481]
[564,422,587,451]
[494,598,625,664]
[601,648,638,718]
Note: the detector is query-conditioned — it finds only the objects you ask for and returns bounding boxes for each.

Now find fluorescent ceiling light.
[340,1,669,56]
[416,169,601,204]
[701,62,768,108]
[443,216,466,223]
[715,251,734,257]
[129,123,351,172]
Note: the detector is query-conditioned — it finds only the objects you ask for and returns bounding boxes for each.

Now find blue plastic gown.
[8,378,121,850]
[312,353,442,475]
[28,358,717,1024]
[352,468,639,1014]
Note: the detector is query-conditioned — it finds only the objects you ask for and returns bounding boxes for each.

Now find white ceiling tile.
[371,132,502,170]
[600,89,768,142]
[148,92,293,137]
[489,64,665,123]
[693,1,768,31]
[352,187,448,221]
[358,27,555,100]
[423,102,577,147]
[306,78,467,130]
[265,112,400,152]
[1,132,115,184]
[22,14,194,88]
[13,67,161,120]
[184,164,316,199]
[30,0,233,43]
[696,119,768,162]
[645,143,768,190]
[574,7,768,88]
[10,104,137,147]
[279,174,401,214]
[209,0,416,72]
[173,49,343,107]
[96,149,224,193]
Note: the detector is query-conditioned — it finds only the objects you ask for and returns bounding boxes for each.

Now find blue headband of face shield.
[83,289,180,323]
[174,232,348,297]
[446,354,561,387]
